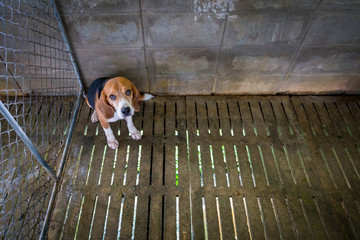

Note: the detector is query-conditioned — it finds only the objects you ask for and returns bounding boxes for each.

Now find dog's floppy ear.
[96,90,115,119]
[132,84,141,112]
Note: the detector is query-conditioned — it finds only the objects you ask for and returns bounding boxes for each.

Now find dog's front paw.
[131,130,141,140]
[107,139,119,149]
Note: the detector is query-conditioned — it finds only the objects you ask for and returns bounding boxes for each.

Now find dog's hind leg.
[91,110,99,123]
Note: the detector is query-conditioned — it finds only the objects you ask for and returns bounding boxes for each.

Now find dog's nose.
[121,107,131,116]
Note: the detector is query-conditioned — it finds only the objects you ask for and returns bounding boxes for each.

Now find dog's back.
[86,77,111,109]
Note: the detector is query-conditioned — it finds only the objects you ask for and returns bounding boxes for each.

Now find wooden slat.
[271,99,292,137]
[285,195,312,239]
[124,142,141,187]
[303,100,325,138]
[313,101,337,137]
[227,100,244,137]
[260,99,279,137]
[133,194,149,239]
[204,194,221,240]
[191,193,205,239]
[314,196,344,239]
[217,195,235,239]
[187,98,203,189]
[76,194,95,240]
[165,99,176,138]
[179,193,191,239]
[147,194,162,239]
[232,195,251,240]
[119,193,135,239]
[195,98,209,137]
[61,191,83,239]
[346,101,360,130]
[271,194,296,239]
[176,97,191,239]
[99,142,117,187]
[186,98,205,239]
[112,142,129,187]
[249,99,268,137]
[217,100,232,137]
[281,97,302,137]
[163,195,176,239]
[344,144,360,182]
[48,193,71,239]
[151,100,164,187]
[104,193,121,240]
[86,143,107,188]
[164,142,176,188]
[326,195,356,239]
[136,100,154,187]
[326,101,349,138]
[262,143,282,186]
[247,144,268,189]
[260,196,281,239]
[238,99,256,137]
[211,143,228,188]
[223,142,241,188]
[336,100,360,138]
[284,144,306,187]
[201,143,216,188]
[89,193,108,240]
[332,143,360,192]
[206,100,220,138]
[341,196,360,238]
[245,194,265,239]
[235,143,254,188]
[320,143,350,191]
[300,196,328,239]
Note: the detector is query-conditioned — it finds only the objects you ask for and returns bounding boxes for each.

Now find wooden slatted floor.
[48,96,360,239]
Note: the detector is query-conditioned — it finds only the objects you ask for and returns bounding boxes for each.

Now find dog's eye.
[109,94,116,100]
[125,90,131,96]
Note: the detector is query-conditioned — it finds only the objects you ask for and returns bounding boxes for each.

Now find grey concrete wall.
[57,0,360,95]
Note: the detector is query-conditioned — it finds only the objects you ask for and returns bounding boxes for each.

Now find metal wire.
[0,0,81,239]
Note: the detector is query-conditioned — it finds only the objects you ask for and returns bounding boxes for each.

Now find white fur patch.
[114,98,134,119]
[103,127,118,149]
[143,93,154,101]
[125,116,141,140]
[104,127,115,140]
[107,113,120,122]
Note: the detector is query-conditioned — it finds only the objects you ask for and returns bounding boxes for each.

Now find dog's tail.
[139,93,154,101]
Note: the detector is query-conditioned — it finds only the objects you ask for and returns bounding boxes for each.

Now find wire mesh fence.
[0,0,81,238]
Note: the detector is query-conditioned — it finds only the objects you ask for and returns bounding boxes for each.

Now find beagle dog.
[86,76,153,149]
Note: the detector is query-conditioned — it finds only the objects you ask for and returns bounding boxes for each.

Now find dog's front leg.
[100,121,119,149]
[125,116,141,140]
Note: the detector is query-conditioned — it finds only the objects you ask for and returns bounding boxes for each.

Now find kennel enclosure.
[1,0,360,239]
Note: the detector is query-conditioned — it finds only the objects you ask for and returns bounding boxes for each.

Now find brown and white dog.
[86,76,153,149]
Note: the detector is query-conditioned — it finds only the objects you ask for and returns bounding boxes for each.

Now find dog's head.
[97,77,140,119]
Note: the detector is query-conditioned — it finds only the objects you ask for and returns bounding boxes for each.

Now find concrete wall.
[57,0,360,95]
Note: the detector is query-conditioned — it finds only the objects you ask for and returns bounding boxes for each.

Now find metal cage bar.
[0,101,57,181]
